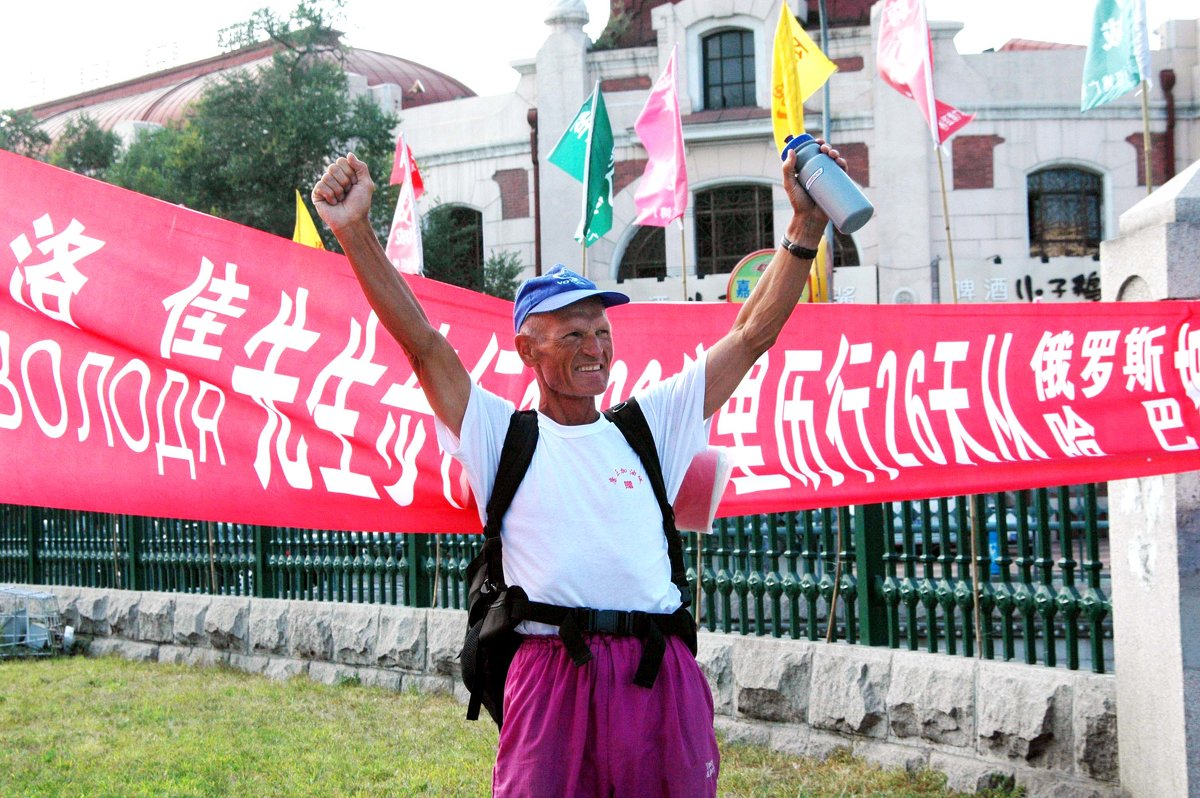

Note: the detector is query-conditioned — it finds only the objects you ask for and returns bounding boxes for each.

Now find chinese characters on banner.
[4,151,1200,533]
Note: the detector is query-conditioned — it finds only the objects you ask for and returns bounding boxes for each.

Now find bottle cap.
[780,133,815,161]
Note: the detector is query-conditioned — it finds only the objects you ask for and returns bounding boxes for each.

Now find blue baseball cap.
[512,264,629,332]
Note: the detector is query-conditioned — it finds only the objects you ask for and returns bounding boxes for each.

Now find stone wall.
[38,586,1119,797]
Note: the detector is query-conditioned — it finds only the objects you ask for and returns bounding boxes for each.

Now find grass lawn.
[0,655,1020,797]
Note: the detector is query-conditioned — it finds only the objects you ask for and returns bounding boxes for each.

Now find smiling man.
[312,140,844,798]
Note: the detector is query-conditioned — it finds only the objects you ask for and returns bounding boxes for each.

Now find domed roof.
[29,40,476,141]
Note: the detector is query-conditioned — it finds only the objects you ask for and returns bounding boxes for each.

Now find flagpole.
[1141,79,1153,196]
[935,146,959,304]
[818,0,836,298]
[679,219,688,301]
[582,242,588,280]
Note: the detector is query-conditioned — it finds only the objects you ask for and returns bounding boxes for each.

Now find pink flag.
[633,45,688,226]
[876,0,973,145]
[388,133,424,200]
[385,133,423,274]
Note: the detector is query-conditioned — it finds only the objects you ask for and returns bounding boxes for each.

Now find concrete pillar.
[535,0,592,275]
[1100,157,1200,797]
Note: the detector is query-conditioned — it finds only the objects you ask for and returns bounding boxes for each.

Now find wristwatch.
[779,235,819,260]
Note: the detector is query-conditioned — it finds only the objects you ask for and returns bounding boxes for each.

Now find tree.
[108,0,397,245]
[420,202,482,291]
[48,116,121,178]
[0,109,50,159]
[482,250,524,300]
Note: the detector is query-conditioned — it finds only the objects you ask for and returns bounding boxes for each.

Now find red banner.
[4,151,1200,532]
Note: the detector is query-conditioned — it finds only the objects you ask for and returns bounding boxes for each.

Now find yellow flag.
[771,1,837,153]
[293,189,325,249]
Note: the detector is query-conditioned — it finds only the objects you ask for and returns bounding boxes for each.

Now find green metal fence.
[0,483,1111,672]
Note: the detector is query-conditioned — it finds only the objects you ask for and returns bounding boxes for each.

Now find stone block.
[1016,772,1122,798]
[171,594,211,646]
[732,636,812,722]
[204,596,250,652]
[976,661,1073,770]
[695,634,734,715]
[227,652,271,675]
[248,598,289,655]
[155,644,188,664]
[713,716,771,748]
[50,587,84,632]
[421,609,460,674]
[288,601,334,661]
[308,660,360,686]
[355,667,404,692]
[766,724,848,762]
[403,673,456,696]
[177,646,229,669]
[376,607,429,667]
[888,652,975,747]
[1073,676,1119,782]
[264,657,307,681]
[808,645,892,738]
[136,593,175,643]
[105,590,140,637]
[88,637,158,661]
[929,750,1017,796]
[852,738,931,774]
[331,604,381,666]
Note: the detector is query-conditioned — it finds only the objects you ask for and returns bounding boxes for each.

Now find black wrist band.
[780,236,819,260]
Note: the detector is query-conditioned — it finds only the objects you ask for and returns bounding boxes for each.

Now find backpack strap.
[462,409,538,725]
[480,409,539,588]
[604,397,693,607]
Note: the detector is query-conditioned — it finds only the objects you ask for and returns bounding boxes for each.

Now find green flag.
[548,82,614,246]
[1081,0,1147,112]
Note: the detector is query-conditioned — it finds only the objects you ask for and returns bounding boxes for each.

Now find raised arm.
[701,142,843,419]
[312,153,471,436]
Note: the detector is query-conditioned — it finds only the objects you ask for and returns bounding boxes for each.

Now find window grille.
[1027,168,1102,259]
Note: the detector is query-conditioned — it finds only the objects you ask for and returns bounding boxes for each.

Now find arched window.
[694,184,773,276]
[423,205,484,290]
[702,29,755,110]
[1027,167,1103,259]
[829,229,860,267]
[618,226,666,282]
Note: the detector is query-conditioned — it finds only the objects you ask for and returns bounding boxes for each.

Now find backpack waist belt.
[510,593,695,689]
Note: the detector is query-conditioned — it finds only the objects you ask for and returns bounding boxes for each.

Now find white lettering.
[108,359,151,453]
[307,315,387,498]
[1143,398,1198,452]
[0,332,22,430]
[20,340,67,438]
[76,352,116,445]
[154,370,197,478]
[876,351,921,469]
[982,334,1047,461]
[191,381,227,466]
[776,349,842,488]
[903,351,946,465]
[930,342,999,464]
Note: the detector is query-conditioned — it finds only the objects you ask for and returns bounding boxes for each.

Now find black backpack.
[458,397,696,729]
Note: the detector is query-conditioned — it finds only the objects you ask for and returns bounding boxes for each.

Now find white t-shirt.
[436,355,708,634]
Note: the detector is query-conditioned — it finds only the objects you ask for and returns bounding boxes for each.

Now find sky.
[2,0,1196,111]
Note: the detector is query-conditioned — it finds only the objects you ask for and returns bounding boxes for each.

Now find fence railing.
[0,483,1112,672]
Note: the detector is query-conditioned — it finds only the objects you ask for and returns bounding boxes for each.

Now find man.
[312,140,843,798]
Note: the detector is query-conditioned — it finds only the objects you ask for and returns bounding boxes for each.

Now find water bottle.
[781,134,874,233]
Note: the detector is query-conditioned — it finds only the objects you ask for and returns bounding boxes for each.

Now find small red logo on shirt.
[608,467,644,489]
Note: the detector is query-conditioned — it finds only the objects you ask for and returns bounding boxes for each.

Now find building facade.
[396,0,1198,305]
[26,0,1199,306]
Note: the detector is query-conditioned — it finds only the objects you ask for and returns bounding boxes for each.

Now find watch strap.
[780,235,819,260]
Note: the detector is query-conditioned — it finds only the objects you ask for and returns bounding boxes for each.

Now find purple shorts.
[492,633,719,798]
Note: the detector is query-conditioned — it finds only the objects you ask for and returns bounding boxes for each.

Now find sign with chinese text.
[4,152,1200,532]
